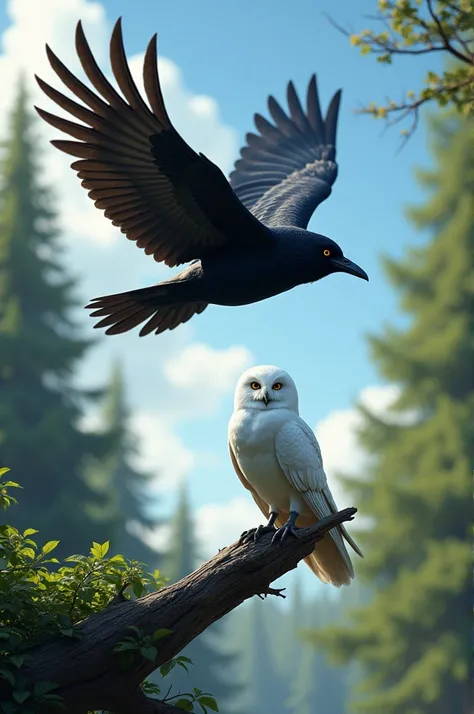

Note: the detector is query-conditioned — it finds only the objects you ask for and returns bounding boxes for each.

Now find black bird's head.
[309,233,368,283]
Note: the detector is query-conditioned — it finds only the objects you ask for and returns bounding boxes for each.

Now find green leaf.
[140,645,157,662]
[59,628,74,638]
[153,628,173,640]
[0,468,11,477]
[63,555,86,562]
[21,547,36,560]
[22,528,38,537]
[90,542,102,558]
[124,625,142,638]
[33,681,58,697]
[41,693,64,706]
[12,690,30,704]
[175,699,193,712]
[0,703,18,714]
[198,696,219,712]
[0,668,15,686]
[79,587,94,603]
[99,541,109,558]
[41,540,59,555]
[159,660,175,677]
[113,640,139,653]
[132,579,145,598]
[9,655,26,669]
[142,680,161,696]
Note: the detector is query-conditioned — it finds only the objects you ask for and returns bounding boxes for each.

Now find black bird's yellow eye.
[272,382,282,391]
[323,249,331,257]
[250,381,261,390]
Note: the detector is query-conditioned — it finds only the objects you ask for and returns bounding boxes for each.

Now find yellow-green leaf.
[41,540,59,555]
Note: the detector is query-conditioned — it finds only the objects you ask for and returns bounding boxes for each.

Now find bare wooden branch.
[7,508,356,714]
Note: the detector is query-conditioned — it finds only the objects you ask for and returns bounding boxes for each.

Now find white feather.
[228,364,363,587]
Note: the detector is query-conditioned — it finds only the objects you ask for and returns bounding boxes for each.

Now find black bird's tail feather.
[85,284,208,336]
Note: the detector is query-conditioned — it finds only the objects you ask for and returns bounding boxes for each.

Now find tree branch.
[10,508,356,714]
[323,6,473,60]
[426,0,472,65]
[111,689,186,714]
[355,76,474,146]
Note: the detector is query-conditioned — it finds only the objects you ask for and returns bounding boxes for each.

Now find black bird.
[35,18,368,338]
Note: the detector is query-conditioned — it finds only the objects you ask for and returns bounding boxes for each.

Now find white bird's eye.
[272,382,283,390]
[250,381,261,390]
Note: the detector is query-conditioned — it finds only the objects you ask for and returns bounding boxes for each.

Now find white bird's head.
[233,364,299,413]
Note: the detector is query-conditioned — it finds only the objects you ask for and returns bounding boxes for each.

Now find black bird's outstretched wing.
[229,76,341,230]
[35,18,268,268]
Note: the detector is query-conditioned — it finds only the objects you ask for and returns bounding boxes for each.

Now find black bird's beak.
[330,256,369,281]
[262,391,269,406]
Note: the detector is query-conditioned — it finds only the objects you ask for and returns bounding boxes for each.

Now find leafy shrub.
[0,468,218,713]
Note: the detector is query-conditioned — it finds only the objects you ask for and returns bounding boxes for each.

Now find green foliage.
[314,112,472,713]
[0,472,217,714]
[0,468,21,510]
[339,0,474,137]
[141,681,219,713]
[0,79,116,556]
[113,625,174,667]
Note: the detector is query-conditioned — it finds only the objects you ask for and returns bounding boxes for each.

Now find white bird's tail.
[274,510,362,587]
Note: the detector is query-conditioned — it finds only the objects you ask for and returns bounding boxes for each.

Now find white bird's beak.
[262,391,269,406]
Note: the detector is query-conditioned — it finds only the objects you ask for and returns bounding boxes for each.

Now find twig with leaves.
[326,0,474,141]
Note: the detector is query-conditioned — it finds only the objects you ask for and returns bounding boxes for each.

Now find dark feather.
[36,18,269,268]
[230,75,341,229]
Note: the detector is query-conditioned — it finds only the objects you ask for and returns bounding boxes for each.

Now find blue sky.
[0,0,440,589]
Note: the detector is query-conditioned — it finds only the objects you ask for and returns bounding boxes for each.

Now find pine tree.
[287,592,352,714]
[86,360,160,566]
[316,112,473,714]
[163,483,196,582]
[0,80,113,554]
[246,598,289,714]
[162,484,244,712]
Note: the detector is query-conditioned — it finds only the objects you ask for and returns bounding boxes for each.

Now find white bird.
[228,365,363,586]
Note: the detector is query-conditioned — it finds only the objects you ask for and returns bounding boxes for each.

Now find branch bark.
[17,508,357,713]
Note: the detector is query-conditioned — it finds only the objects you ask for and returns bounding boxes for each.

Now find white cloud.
[124,344,253,491]
[163,343,253,416]
[78,338,253,493]
[139,496,262,560]
[315,383,418,512]
[133,521,172,554]
[130,497,262,560]
[194,497,263,557]
[129,411,195,491]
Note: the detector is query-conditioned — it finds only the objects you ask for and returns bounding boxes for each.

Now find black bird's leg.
[239,511,278,544]
[271,511,299,545]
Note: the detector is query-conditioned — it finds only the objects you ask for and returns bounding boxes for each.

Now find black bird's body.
[35,18,368,337]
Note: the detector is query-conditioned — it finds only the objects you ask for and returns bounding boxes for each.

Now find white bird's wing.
[228,442,271,520]
[275,417,363,577]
